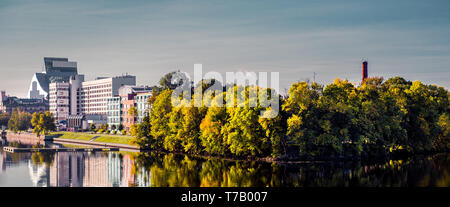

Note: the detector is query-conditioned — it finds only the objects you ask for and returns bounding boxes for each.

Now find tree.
[283,82,324,158]
[8,109,32,133]
[131,73,449,159]
[89,123,96,132]
[31,111,56,136]
[178,99,207,154]
[159,71,188,90]
[0,112,10,128]
[150,89,174,149]
[129,106,138,123]
[223,86,269,157]
[130,116,154,148]
[200,92,228,156]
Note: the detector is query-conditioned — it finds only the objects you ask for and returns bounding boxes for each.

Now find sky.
[0,0,449,97]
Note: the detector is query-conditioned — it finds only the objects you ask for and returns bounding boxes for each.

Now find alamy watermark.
[171,64,280,118]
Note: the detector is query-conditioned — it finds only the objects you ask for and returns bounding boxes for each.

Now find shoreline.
[3,131,448,164]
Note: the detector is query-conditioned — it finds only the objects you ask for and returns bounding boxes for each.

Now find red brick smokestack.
[362,61,368,82]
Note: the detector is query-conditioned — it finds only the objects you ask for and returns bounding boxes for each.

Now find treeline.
[131,76,449,160]
[2,109,56,136]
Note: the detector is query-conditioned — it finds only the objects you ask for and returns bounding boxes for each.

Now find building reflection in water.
[28,161,49,187]
[1,146,447,187]
[26,152,151,187]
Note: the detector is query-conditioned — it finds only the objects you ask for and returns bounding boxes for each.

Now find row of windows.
[80,93,112,99]
[81,84,112,91]
[108,118,121,123]
[80,89,112,95]
[49,87,69,92]
[80,98,109,103]
[107,105,121,110]
[108,111,121,116]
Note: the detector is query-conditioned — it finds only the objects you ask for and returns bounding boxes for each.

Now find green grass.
[94,136,134,145]
[51,132,94,141]
[50,132,136,146]
[60,144,92,148]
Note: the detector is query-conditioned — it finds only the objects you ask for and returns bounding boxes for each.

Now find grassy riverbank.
[50,132,136,146]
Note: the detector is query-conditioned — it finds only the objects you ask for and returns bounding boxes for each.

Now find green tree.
[159,71,187,90]
[8,109,32,132]
[150,89,174,149]
[0,112,10,128]
[31,111,56,136]
[130,116,154,148]
[89,123,96,132]
[200,92,228,156]
[223,86,269,157]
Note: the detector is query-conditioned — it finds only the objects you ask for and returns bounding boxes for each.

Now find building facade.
[77,75,136,116]
[49,82,70,122]
[49,75,136,125]
[0,91,49,114]
[136,93,152,123]
[106,85,152,132]
[28,57,79,99]
[107,97,122,130]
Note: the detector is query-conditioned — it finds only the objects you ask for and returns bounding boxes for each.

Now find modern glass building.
[28,57,79,99]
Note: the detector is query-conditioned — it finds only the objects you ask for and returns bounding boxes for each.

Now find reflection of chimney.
[362,61,368,82]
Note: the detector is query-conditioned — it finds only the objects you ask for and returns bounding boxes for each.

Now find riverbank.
[49,132,135,145]
[3,131,139,152]
[4,131,447,164]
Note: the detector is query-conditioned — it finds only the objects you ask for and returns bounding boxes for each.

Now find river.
[0,142,449,187]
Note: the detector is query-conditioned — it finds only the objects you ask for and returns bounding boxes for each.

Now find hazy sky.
[0,0,449,97]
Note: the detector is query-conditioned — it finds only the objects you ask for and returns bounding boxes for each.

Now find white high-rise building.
[49,82,70,122]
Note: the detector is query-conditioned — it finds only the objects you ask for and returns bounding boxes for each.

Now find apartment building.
[48,75,136,126]
[78,75,136,116]
[49,82,71,122]
[107,97,122,129]
[107,85,152,131]
[136,93,152,123]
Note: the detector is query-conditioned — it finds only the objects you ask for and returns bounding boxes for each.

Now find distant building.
[28,57,79,99]
[67,115,88,132]
[0,91,48,114]
[107,97,122,130]
[107,85,152,131]
[77,75,136,116]
[136,92,152,123]
[48,74,136,125]
[49,82,70,122]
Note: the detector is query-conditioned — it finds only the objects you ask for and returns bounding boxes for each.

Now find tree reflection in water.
[2,148,447,187]
[132,152,450,187]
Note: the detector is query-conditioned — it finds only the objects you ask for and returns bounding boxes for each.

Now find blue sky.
[0,0,449,97]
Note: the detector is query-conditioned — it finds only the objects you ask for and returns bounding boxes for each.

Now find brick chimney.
[362,61,368,82]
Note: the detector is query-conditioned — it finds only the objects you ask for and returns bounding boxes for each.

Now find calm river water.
[0,142,449,187]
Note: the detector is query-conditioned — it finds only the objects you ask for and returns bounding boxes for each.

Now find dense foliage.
[0,111,10,128]
[31,111,56,136]
[8,109,32,133]
[131,76,449,160]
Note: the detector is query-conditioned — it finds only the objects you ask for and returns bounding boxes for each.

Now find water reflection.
[132,152,450,187]
[1,146,449,187]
